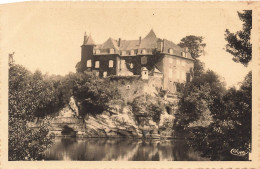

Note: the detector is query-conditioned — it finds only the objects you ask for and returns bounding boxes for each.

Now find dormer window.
[130,50,135,55]
[95,61,100,68]
[121,51,126,55]
[96,50,100,54]
[142,49,146,54]
[169,48,173,54]
[110,48,115,54]
[86,60,92,68]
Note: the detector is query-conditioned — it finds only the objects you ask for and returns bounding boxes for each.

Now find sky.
[1,2,251,88]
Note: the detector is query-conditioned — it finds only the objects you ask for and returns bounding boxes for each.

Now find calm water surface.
[44,137,209,161]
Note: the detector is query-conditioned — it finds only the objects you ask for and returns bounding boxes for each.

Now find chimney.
[118,38,121,47]
[139,36,142,45]
[161,39,165,52]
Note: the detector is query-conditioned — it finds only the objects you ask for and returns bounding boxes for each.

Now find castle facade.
[80,29,194,93]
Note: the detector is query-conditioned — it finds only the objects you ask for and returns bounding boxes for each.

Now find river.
[44,137,209,161]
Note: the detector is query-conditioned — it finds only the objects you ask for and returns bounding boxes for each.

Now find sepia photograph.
[0,1,258,168]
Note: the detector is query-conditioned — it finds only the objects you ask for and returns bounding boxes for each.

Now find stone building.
[80,29,194,93]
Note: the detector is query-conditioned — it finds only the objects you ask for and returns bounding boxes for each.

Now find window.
[86,60,92,67]
[121,59,126,69]
[109,60,114,68]
[181,72,186,81]
[169,58,173,64]
[121,51,126,55]
[177,59,180,65]
[130,50,135,55]
[126,85,131,90]
[169,48,173,54]
[169,69,173,78]
[187,73,191,82]
[95,61,100,68]
[103,71,107,78]
[181,60,186,67]
[141,56,147,64]
[130,63,133,69]
[96,50,100,54]
[110,48,115,54]
[176,70,180,80]
[181,52,185,57]
[142,49,146,54]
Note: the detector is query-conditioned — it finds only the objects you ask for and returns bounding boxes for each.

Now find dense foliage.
[9,64,55,160]
[225,10,252,66]
[66,72,121,117]
[178,35,206,59]
[9,61,120,160]
[174,65,251,160]
[131,95,164,125]
[175,24,252,160]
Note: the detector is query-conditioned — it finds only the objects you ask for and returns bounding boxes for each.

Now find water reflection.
[44,138,209,161]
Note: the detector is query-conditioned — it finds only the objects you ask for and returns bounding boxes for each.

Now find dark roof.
[119,40,139,50]
[83,34,95,45]
[92,29,193,60]
[96,37,118,50]
[139,29,158,49]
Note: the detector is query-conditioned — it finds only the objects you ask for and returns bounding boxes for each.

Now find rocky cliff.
[48,96,175,139]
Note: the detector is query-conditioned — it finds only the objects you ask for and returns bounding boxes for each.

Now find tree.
[174,70,226,131]
[178,36,206,78]
[69,72,121,117]
[225,10,252,66]
[9,64,53,160]
[175,71,251,160]
[178,35,206,59]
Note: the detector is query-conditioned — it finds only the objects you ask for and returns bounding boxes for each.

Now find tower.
[81,32,96,70]
[141,67,149,80]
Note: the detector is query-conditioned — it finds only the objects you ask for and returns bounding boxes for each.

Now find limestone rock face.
[49,97,84,136]
[85,105,142,138]
[49,97,176,139]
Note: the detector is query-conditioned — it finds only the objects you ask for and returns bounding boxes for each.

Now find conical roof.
[83,34,95,45]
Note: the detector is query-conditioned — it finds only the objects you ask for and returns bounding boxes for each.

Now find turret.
[81,33,96,71]
[141,67,149,80]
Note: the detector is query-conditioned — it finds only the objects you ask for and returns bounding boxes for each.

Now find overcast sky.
[1,2,251,88]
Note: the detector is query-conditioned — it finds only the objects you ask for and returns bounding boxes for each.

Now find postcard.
[0,1,259,169]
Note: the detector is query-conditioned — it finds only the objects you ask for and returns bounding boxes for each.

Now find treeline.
[174,61,251,160]
[174,10,252,160]
[8,62,120,160]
